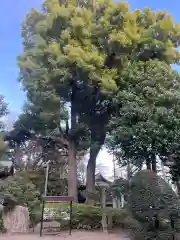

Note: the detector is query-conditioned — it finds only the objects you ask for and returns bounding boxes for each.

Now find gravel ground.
[0,231,130,240]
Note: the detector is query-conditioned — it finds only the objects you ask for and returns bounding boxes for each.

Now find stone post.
[112,197,117,208]
[101,186,107,232]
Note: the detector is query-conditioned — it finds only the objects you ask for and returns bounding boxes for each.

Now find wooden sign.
[40,195,73,237]
[42,196,74,203]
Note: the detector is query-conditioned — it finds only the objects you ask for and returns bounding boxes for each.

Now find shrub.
[0,211,6,233]
[44,202,130,230]
[29,204,42,229]
[122,216,142,231]
[129,170,180,240]
[0,174,41,227]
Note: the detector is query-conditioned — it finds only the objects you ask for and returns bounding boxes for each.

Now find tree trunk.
[68,92,78,201]
[86,143,101,194]
[68,139,77,201]
[86,126,106,198]
[146,159,151,170]
[127,159,131,181]
[151,153,157,173]
[14,145,22,170]
[176,180,180,196]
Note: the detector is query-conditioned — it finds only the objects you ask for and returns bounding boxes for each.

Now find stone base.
[3,206,29,233]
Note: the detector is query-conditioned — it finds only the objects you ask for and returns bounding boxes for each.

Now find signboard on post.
[40,196,74,237]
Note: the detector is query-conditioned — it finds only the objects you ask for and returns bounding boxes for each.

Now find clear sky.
[0,0,179,115]
[0,0,42,115]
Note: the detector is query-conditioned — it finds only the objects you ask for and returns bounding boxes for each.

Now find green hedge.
[43,203,131,230]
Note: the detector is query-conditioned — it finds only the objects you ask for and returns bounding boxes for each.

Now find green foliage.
[0,96,8,159]
[122,216,142,231]
[17,0,180,194]
[130,170,180,219]
[0,211,6,233]
[129,170,180,239]
[0,96,8,130]
[18,1,180,128]
[44,202,130,230]
[0,170,67,229]
[0,174,41,225]
[110,177,129,199]
[107,60,180,172]
[29,204,42,229]
[19,169,68,196]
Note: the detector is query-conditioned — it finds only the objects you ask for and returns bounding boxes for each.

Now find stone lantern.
[95,173,111,232]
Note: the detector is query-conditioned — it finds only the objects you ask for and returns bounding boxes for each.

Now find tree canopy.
[16,0,180,199]
[107,60,180,172]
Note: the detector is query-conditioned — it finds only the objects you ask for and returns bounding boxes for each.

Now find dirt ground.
[0,231,130,240]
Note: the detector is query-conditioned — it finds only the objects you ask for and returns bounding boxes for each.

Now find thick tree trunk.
[68,93,78,201]
[146,159,151,170]
[86,126,106,200]
[151,153,157,173]
[86,143,101,194]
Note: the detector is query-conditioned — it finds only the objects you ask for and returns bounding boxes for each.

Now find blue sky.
[0,0,180,117]
[0,0,42,116]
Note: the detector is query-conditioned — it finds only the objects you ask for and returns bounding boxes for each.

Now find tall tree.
[107,60,180,175]
[18,0,180,198]
[85,3,180,193]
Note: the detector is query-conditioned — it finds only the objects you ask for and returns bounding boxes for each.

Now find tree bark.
[86,126,106,197]
[14,145,22,170]
[127,159,131,181]
[86,143,101,194]
[176,180,180,196]
[68,91,78,201]
[68,139,77,201]
[146,159,151,170]
[151,153,157,173]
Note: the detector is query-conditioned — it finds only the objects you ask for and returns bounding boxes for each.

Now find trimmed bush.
[44,202,130,230]
[129,170,180,239]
